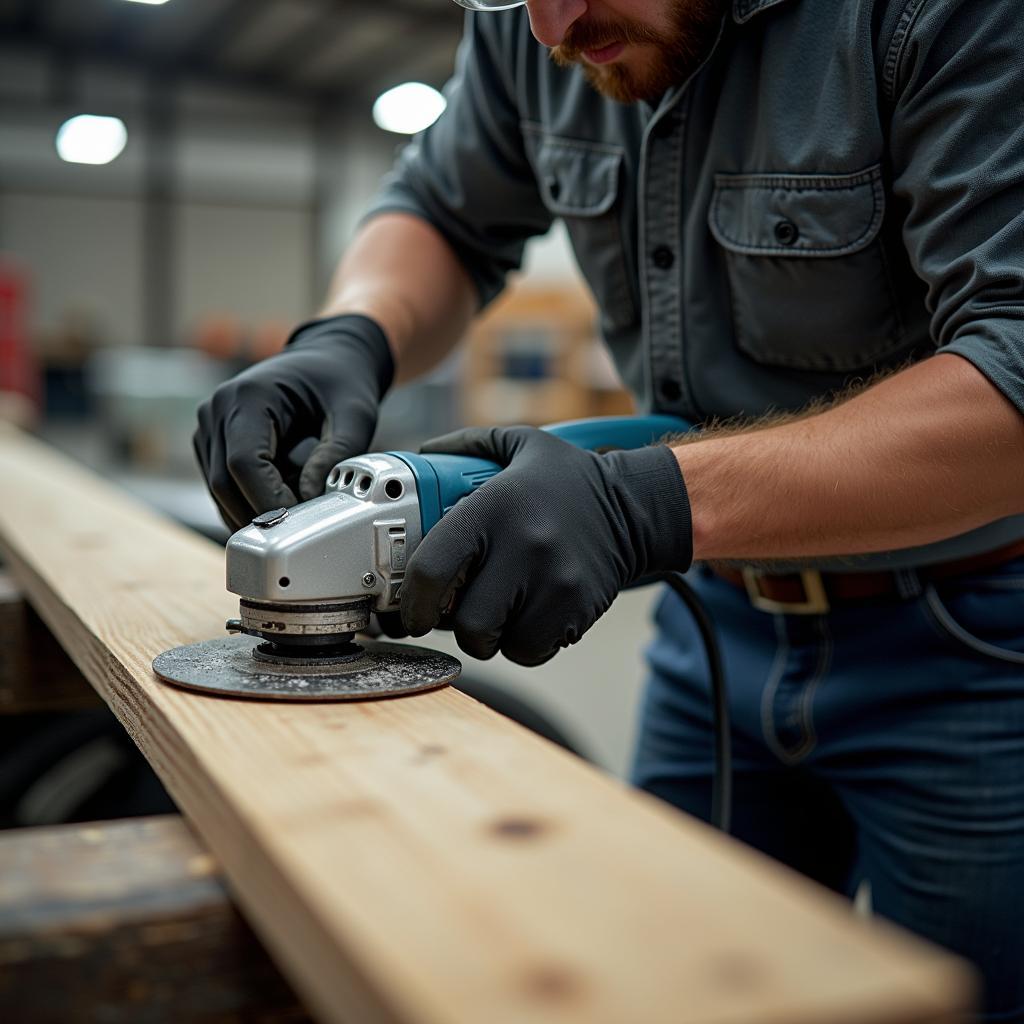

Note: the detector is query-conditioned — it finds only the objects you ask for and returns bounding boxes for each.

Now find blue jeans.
[632,559,1024,1022]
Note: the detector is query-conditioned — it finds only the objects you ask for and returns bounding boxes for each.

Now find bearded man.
[195,2,1024,1016]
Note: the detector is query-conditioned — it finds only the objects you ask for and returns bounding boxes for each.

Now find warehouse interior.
[0,0,656,815]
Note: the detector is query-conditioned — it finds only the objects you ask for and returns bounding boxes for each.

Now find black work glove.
[401,426,693,666]
[194,314,394,531]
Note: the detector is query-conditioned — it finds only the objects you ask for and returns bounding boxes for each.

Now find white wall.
[0,191,146,346]
[0,45,585,348]
[176,202,313,341]
[0,49,321,347]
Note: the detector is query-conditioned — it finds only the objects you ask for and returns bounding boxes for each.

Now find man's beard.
[550,0,725,104]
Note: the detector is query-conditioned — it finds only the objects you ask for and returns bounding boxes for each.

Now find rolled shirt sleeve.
[885,0,1024,414]
[362,12,552,309]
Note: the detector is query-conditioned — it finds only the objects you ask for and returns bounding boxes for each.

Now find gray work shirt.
[365,0,1024,569]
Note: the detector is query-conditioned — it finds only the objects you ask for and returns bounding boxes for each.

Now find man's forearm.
[319,212,478,385]
[675,353,1024,562]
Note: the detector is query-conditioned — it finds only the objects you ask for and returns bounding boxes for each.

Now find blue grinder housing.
[389,415,691,536]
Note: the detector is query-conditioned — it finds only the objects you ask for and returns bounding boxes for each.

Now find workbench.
[0,425,976,1023]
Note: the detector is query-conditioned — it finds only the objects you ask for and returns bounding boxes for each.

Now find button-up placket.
[639,15,728,418]
[639,94,687,414]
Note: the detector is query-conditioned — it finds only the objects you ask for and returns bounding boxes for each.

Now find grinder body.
[225,415,689,637]
[154,414,690,702]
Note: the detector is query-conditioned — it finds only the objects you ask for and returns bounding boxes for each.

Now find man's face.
[529,0,725,104]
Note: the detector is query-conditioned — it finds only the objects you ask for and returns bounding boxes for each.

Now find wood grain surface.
[0,815,309,1022]
[0,426,976,1024]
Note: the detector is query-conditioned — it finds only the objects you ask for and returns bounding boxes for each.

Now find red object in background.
[0,258,41,412]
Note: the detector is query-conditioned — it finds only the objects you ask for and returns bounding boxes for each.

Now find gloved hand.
[401,426,693,666]
[194,314,394,530]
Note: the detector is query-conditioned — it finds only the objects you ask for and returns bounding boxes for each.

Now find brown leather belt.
[711,537,1024,615]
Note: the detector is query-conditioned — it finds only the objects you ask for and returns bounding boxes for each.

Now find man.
[194,1,1024,1015]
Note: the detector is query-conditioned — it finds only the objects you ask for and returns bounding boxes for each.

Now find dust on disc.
[152,635,460,701]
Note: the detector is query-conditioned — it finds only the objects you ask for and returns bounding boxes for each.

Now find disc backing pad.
[153,635,461,701]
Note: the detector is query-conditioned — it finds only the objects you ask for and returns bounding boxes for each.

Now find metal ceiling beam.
[2,0,464,105]
[177,0,458,71]
[8,0,47,33]
[183,0,277,69]
[94,0,208,60]
[265,2,391,78]
[3,20,325,103]
[215,0,461,93]
[270,11,455,91]
[323,0,461,33]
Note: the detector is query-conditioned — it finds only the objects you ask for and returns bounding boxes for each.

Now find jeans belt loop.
[741,568,831,615]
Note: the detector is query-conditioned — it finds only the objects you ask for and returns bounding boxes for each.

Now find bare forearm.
[319,212,478,384]
[675,353,1024,561]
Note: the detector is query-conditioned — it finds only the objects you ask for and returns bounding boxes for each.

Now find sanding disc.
[152,635,460,701]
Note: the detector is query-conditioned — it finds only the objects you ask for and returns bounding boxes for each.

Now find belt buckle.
[741,568,831,615]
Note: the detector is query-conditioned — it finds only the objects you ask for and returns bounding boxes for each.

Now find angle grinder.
[153,415,690,702]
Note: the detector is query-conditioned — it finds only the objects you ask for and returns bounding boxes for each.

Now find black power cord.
[654,572,732,833]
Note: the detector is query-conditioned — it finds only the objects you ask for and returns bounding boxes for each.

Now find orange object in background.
[250,319,290,362]
[190,314,246,363]
[0,257,41,425]
[189,314,291,365]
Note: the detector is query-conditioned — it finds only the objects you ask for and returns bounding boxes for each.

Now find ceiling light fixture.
[122,0,172,5]
[372,83,447,136]
[55,115,129,165]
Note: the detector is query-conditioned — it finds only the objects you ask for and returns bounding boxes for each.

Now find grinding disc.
[152,635,460,701]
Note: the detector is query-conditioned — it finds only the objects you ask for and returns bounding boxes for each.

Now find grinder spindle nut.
[236,598,371,643]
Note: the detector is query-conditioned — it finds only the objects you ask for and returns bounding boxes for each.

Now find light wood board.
[0,426,976,1024]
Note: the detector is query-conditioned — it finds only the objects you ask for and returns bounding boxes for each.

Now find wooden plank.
[0,815,310,1023]
[0,425,977,1024]
[0,570,102,713]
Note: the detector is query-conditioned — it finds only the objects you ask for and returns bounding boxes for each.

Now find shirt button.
[652,246,675,270]
[774,219,799,246]
[659,378,682,402]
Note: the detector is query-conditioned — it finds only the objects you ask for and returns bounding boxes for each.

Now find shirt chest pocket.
[524,128,637,332]
[709,166,906,372]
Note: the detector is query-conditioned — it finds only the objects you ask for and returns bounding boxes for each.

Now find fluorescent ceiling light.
[56,115,128,165]
[372,82,446,136]
[123,0,171,5]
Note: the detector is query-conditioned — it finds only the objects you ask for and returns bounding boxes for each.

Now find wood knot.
[489,816,548,840]
[707,952,768,993]
[522,965,581,1003]
[412,743,446,764]
[333,799,378,819]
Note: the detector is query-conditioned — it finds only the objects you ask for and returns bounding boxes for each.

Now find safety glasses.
[451,0,526,10]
